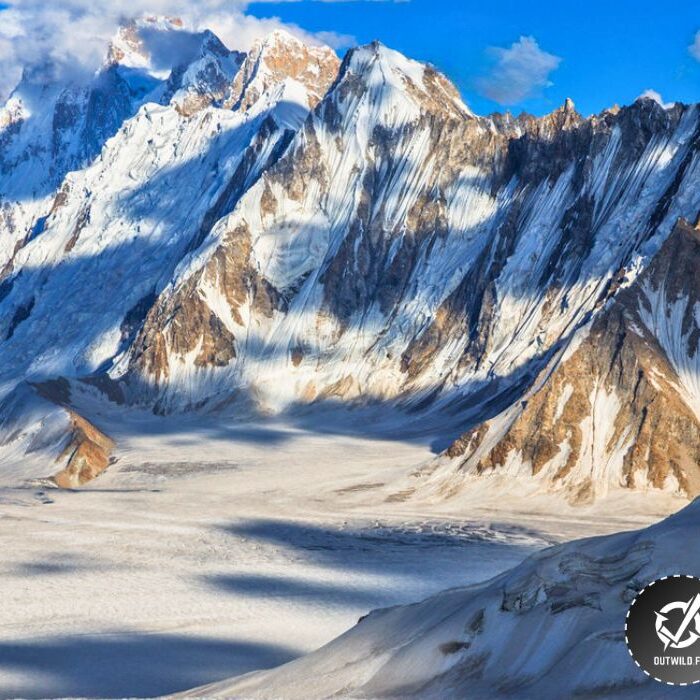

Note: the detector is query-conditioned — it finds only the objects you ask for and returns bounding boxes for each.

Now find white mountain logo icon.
[655,594,700,650]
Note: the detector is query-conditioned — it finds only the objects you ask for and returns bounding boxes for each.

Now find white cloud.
[475,36,561,105]
[0,0,357,102]
[690,30,700,61]
[637,89,674,109]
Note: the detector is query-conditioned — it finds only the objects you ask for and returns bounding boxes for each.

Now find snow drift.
[187,498,700,699]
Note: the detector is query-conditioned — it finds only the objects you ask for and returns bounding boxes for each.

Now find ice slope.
[0,23,341,481]
[188,498,700,699]
[0,18,240,269]
[0,26,337,388]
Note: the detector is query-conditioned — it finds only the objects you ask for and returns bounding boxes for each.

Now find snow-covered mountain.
[0,20,699,498]
[420,218,700,504]
[189,498,700,699]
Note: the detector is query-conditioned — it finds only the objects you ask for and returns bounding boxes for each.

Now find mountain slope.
[421,217,700,503]
[0,23,341,484]
[0,25,339,385]
[0,17,244,270]
[0,25,699,498]
[186,498,700,699]
[121,47,700,422]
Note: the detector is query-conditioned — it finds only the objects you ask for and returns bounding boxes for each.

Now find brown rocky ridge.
[435,217,700,503]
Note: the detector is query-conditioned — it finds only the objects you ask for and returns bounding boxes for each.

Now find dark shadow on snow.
[218,518,551,577]
[203,573,388,608]
[0,633,298,699]
[198,518,552,625]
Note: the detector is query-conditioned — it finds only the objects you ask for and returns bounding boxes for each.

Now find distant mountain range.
[0,17,699,501]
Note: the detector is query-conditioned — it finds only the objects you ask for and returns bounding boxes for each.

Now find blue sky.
[248,0,700,116]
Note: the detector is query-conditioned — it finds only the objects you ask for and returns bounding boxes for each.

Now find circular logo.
[626,575,700,686]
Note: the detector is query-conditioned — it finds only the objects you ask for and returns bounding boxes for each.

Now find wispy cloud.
[475,36,561,105]
[0,1,357,102]
[637,89,674,109]
[690,30,700,61]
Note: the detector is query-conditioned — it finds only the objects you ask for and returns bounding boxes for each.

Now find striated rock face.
[119,46,699,427]
[433,219,700,502]
[0,23,699,496]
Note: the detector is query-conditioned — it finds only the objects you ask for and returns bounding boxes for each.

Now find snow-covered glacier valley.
[0,408,679,698]
[0,14,699,700]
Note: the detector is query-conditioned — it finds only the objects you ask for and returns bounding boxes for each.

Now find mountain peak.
[518,95,582,135]
[550,96,579,119]
[106,17,231,75]
[104,18,242,116]
[106,17,185,69]
[225,29,340,114]
[248,28,338,71]
[258,28,308,50]
[336,41,472,120]
[139,15,183,27]
[252,28,338,64]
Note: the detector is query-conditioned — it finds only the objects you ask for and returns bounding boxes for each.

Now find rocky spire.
[225,29,340,113]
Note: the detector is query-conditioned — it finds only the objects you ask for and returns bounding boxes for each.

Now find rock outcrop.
[432,218,700,502]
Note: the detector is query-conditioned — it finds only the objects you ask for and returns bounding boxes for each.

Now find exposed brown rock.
[205,222,285,321]
[270,123,328,203]
[106,22,146,66]
[49,183,70,215]
[442,218,700,501]
[130,219,287,388]
[53,412,115,488]
[446,423,488,460]
[139,329,170,384]
[319,375,357,400]
[260,180,278,220]
[132,278,236,381]
[174,93,217,118]
[226,32,340,112]
[64,204,91,253]
[290,347,304,367]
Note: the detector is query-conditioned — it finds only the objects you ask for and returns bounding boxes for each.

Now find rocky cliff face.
[0,22,699,497]
[428,218,700,502]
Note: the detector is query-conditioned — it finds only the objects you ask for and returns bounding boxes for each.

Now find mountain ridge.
[421,217,700,503]
[0,23,699,501]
